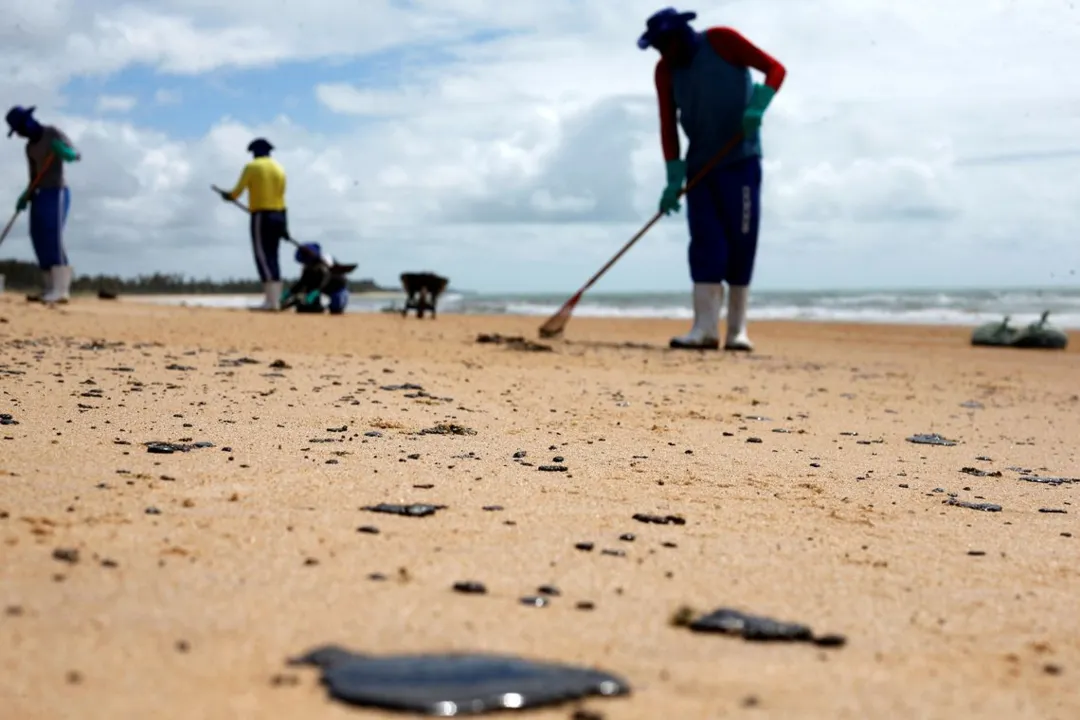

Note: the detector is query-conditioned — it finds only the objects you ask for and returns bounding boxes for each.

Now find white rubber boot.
[41,265,71,305]
[669,283,723,350]
[27,270,51,302]
[268,281,283,310]
[724,284,753,351]
[252,281,283,311]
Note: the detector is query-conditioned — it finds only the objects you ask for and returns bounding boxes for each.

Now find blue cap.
[6,105,36,137]
[296,242,320,263]
[637,8,697,50]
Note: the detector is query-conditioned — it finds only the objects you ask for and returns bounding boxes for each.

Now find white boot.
[27,270,51,302]
[669,283,723,350]
[724,284,753,351]
[252,281,283,311]
[41,265,71,305]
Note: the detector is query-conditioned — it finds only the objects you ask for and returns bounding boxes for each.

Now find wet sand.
[1,292,1078,720]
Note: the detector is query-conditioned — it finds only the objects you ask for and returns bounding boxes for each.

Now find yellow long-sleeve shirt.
[227,157,287,212]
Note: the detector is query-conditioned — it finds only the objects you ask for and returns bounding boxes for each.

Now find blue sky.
[1,0,1078,294]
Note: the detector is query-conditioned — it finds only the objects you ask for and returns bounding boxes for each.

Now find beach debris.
[52,548,79,564]
[381,383,423,392]
[287,644,629,714]
[1017,475,1080,486]
[520,596,549,608]
[632,513,686,526]
[538,464,567,472]
[678,606,847,647]
[144,441,215,454]
[907,433,957,446]
[1039,508,1068,514]
[362,503,446,517]
[944,498,1002,512]
[971,311,1068,350]
[452,581,487,595]
[356,526,380,534]
[475,333,553,352]
[269,359,291,369]
[960,466,1002,477]
[419,423,476,436]
[575,542,595,552]
[0,413,17,426]
[218,356,260,367]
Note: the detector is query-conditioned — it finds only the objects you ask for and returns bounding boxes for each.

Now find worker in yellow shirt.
[218,138,289,311]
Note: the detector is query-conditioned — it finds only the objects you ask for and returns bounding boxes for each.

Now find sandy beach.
[1,291,1077,720]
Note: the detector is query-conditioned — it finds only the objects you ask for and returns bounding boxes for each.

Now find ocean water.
[134,287,1080,329]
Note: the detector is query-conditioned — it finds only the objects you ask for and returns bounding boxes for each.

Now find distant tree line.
[0,260,392,295]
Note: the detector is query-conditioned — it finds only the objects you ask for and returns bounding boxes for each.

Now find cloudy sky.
[1,0,1078,293]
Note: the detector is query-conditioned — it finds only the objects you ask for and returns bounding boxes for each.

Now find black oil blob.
[362,503,447,517]
[1019,475,1080,486]
[420,424,477,436]
[907,433,957,446]
[632,513,685,526]
[960,466,1002,477]
[944,498,1002,512]
[475,334,553,352]
[453,581,487,595]
[687,607,846,647]
[288,645,629,715]
[145,441,215,454]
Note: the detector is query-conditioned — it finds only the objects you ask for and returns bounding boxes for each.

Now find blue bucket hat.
[637,7,697,50]
[6,105,37,137]
[296,242,321,263]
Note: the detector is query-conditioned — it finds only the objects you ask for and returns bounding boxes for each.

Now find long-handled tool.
[537,133,744,340]
[0,154,56,249]
[210,185,357,274]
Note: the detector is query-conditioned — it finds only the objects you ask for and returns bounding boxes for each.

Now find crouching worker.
[279,243,351,315]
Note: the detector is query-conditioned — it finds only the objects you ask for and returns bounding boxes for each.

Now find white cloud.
[0,0,1078,293]
[95,94,137,113]
[154,89,182,105]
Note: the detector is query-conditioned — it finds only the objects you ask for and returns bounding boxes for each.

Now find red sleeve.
[654,58,681,162]
[705,27,786,90]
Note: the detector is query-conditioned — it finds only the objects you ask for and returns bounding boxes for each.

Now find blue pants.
[29,187,70,269]
[251,210,287,282]
[328,288,349,315]
[686,156,762,286]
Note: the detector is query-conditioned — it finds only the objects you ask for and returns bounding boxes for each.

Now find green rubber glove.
[742,83,776,135]
[658,159,686,216]
[15,193,28,212]
[303,289,321,305]
[49,138,80,162]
